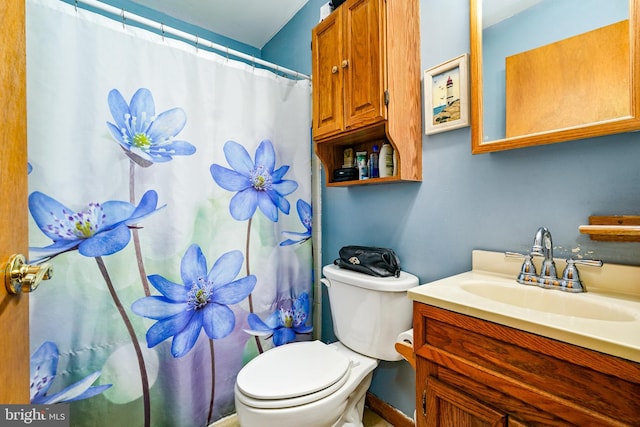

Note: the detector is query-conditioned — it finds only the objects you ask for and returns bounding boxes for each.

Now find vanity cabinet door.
[507,419,529,427]
[425,377,506,427]
[414,302,640,426]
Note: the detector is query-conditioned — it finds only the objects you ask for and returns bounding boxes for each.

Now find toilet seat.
[235,341,352,409]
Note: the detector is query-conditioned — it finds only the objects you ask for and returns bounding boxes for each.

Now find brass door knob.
[4,254,53,294]
[341,59,349,68]
[331,65,338,74]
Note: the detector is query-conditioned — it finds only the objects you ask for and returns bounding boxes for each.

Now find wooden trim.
[385,0,422,181]
[395,341,416,369]
[0,0,30,404]
[579,215,640,242]
[470,0,640,153]
[365,392,415,427]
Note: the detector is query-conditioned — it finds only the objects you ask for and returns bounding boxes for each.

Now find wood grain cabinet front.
[413,302,640,426]
[312,0,384,140]
[311,0,422,186]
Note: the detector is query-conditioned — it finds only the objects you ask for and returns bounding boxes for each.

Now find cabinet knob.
[331,65,338,74]
[341,59,349,68]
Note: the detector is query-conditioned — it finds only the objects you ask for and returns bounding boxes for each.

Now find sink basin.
[460,280,635,322]
[407,250,640,363]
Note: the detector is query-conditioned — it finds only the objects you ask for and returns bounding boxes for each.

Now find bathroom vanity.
[409,251,640,426]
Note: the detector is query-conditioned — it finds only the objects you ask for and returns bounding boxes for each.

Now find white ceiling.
[483,0,544,28]
[128,0,310,49]
[125,1,542,48]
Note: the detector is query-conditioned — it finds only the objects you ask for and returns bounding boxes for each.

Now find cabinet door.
[507,419,530,427]
[342,0,385,130]
[426,377,507,427]
[312,11,344,139]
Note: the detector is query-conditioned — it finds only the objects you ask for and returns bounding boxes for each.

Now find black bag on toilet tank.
[334,245,401,278]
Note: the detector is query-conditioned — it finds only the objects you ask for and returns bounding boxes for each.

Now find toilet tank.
[321,264,418,361]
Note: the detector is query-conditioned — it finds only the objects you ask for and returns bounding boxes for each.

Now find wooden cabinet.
[312,0,383,140]
[426,377,507,426]
[414,302,640,426]
[311,0,421,186]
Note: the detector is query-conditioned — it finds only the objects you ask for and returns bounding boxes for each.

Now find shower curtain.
[25,0,313,426]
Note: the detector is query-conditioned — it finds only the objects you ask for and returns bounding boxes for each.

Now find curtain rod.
[73,0,311,81]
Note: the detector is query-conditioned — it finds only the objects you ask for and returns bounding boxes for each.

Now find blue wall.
[265,0,640,417]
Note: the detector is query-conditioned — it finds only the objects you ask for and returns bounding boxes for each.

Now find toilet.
[234,263,418,427]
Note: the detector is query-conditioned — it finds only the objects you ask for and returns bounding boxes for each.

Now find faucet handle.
[570,258,604,268]
[518,255,538,284]
[504,251,527,259]
[560,258,603,292]
[505,252,538,285]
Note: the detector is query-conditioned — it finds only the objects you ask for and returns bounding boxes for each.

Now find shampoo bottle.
[379,142,394,177]
[369,145,379,178]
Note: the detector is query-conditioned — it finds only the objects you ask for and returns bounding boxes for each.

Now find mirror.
[470,0,640,153]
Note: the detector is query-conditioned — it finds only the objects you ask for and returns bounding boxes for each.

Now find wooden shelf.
[579,215,640,242]
[324,175,407,187]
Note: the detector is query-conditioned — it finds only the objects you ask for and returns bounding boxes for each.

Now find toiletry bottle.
[369,145,379,178]
[343,147,354,168]
[356,151,368,179]
[379,142,394,177]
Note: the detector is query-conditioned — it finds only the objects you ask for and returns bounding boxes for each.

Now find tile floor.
[362,407,395,427]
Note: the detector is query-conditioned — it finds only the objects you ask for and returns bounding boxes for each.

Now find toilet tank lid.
[322,264,418,292]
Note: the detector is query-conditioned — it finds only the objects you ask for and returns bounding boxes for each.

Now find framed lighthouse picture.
[424,53,469,135]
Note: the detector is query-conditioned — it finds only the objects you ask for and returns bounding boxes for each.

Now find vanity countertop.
[408,250,640,363]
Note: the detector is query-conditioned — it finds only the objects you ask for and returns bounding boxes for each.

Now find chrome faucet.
[531,226,557,282]
[506,227,603,292]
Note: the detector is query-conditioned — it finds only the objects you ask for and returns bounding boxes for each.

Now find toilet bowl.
[235,341,377,427]
[234,264,418,427]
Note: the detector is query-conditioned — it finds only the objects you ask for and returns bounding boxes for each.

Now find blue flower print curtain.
[25,1,313,426]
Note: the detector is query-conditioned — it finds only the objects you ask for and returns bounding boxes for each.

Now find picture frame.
[424,53,470,135]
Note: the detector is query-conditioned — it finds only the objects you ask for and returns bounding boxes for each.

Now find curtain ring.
[195,35,199,52]
[160,23,165,42]
[74,0,78,12]
[252,55,255,71]
[226,46,229,61]
[121,9,126,30]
